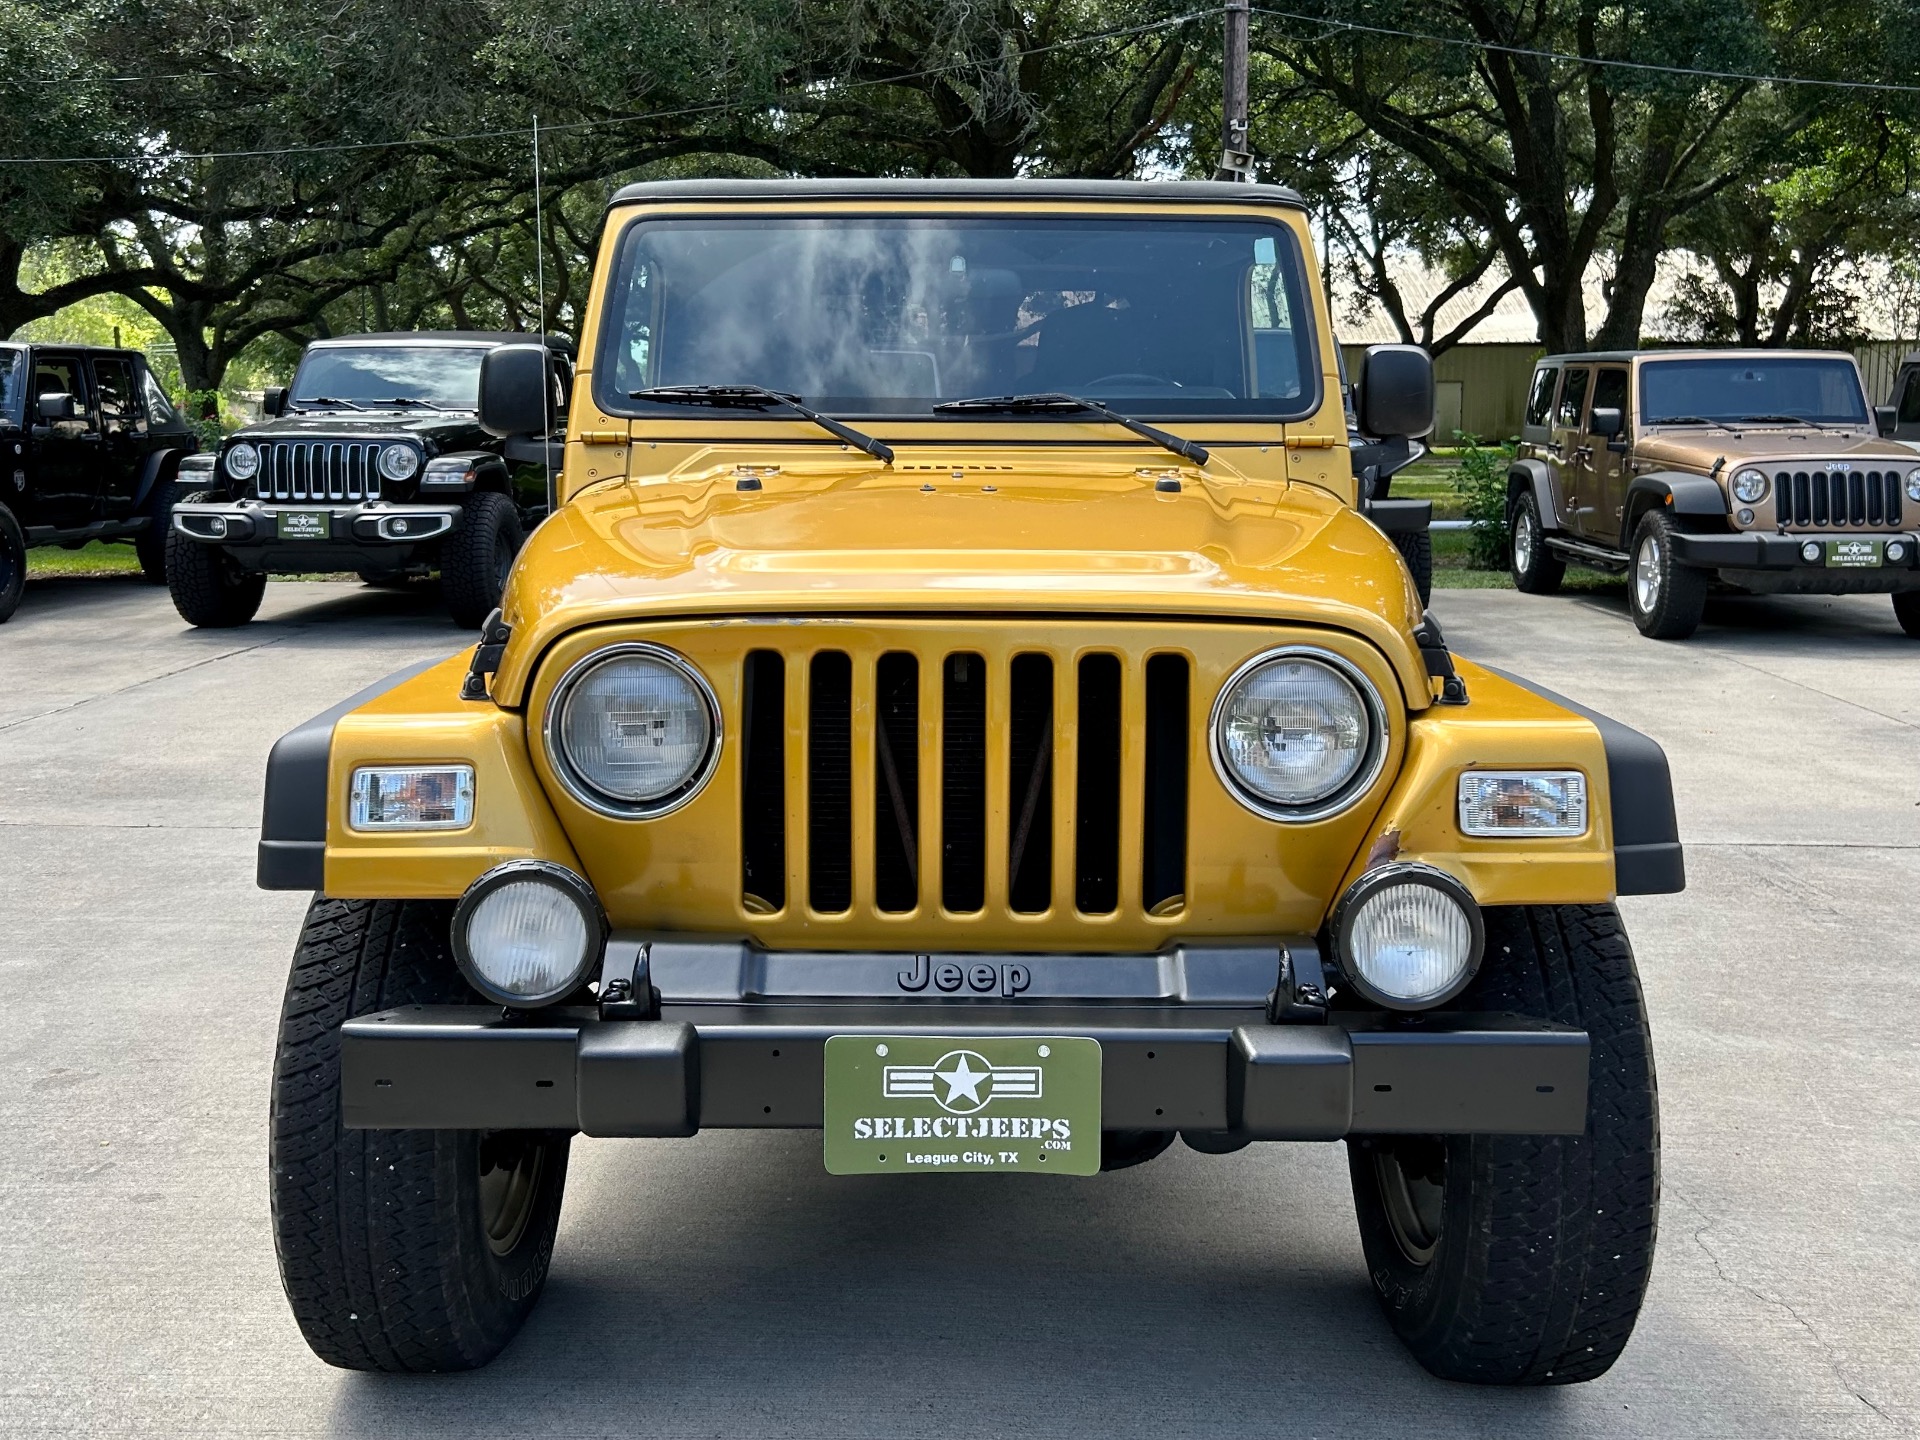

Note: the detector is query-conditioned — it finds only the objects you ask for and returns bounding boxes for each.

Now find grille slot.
[872,653,920,914]
[1074,654,1123,915]
[806,652,853,914]
[252,440,384,501]
[1141,654,1190,914]
[1006,654,1054,914]
[1775,469,1904,530]
[738,651,786,914]
[941,653,988,913]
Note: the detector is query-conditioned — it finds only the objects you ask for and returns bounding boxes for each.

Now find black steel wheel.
[441,491,524,629]
[1509,491,1565,595]
[1347,904,1659,1385]
[0,501,23,623]
[165,491,266,627]
[270,896,571,1372]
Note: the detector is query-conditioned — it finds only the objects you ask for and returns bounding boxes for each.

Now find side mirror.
[37,392,78,423]
[1589,406,1624,440]
[261,387,288,418]
[479,344,554,438]
[1876,404,1897,437]
[1357,344,1435,441]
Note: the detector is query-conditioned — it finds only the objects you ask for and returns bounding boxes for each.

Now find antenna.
[532,113,556,514]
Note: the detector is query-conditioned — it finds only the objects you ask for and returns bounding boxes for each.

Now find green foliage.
[1451,433,1516,570]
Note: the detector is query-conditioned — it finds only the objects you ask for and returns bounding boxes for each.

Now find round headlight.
[1906,471,1920,503]
[1210,649,1384,820]
[452,862,603,1007]
[377,444,420,482]
[547,644,720,816]
[1333,864,1483,1010]
[1731,468,1768,504]
[224,442,259,480]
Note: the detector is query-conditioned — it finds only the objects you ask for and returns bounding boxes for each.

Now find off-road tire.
[0,501,24,623]
[165,491,267,627]
[270,896,571,1372]
[1509,491,1565,595]
[1393,528,1434,607]
[134,478,185,582]
[1627,511,1707,640]
[1893,591,1920,638]
[1347,904,1659,1386]
[441,491,523,629]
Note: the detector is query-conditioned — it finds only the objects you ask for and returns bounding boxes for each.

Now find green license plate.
[823,1035,1101,1176]
[276,510,329,540]
[1826,538,1883,568]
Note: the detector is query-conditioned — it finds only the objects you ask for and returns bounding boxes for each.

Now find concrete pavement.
[0,572,1914,1437]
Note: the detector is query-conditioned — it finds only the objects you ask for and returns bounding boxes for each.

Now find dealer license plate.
[276,510,329,540]
[822,1035,1101,1176]
[1826,538,1883,568]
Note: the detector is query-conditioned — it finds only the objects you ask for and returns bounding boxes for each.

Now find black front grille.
[1775,470,1903,530]
[250,440,387,501]
[941,653,988,913]
[806,652,853,914]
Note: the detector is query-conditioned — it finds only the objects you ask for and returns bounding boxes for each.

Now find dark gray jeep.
[167,332,569,628]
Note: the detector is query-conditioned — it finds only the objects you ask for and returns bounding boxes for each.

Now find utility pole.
[1215,0,1253,181]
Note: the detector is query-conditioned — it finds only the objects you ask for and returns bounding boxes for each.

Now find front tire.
[165,491,266,627]
[1893,591,1920,638]
[1392,528,1433,607]
[0,501,24,623]
[134,478,185,582]
[1627,511,1707,639]
[1509,491,1565,594]
[1347,904,1659,1385]
[270,897,570,1372]
[441,491,524,629]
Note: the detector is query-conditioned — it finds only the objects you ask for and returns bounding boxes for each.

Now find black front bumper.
[172,500,461,568]
[1670,529,1919,571]
[341,1002,1589,1139]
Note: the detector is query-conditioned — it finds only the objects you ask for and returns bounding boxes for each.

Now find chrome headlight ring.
[541,642,723,819]
[224,442,259,480]
[1207,645,1390,824]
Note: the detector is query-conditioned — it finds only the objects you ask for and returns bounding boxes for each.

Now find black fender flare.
[1622,472,1727,547]
[434,450,512,495]
[130,446,188,514]
[1506,458,1562,531]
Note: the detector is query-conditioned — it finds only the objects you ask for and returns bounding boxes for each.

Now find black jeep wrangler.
[167,332,570,629]
[0,342,200,622]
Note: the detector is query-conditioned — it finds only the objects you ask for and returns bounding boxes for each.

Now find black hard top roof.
[605,177,1309,211]
[1537,348,1860,366]
[308,330,572,351]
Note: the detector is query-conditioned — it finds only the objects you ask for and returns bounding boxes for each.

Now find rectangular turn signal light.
[349,766,475,831]
[1457,771,1587,838]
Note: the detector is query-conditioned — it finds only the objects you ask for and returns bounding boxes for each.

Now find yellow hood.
[489,456,1429,708]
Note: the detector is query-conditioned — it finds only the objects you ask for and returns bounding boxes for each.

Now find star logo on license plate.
[882,1049,1043,1114]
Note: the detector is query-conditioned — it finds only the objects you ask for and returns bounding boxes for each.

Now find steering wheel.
[1081,373,1180,391]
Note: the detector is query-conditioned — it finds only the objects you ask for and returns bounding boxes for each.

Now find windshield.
[1639,357,1870,426]
[598,215,1318,418]
[289,345,489,409]
[0,345,22,426]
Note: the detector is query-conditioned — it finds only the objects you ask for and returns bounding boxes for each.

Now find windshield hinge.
[1412,616,1469,706]
[460,608,512,701]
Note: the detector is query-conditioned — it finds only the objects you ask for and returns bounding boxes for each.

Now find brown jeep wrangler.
[1508,350,1920,638]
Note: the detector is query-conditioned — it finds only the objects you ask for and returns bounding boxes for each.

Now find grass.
[1429,529,1626,592]
[27,541,142,576]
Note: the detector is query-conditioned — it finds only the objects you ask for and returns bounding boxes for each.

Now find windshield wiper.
[299,395,366,411]
[378,395,452,412]
[932,392,1208,465]
[1647,415,1714,426]
[1736,413,1830,429]
[630,384,894,463]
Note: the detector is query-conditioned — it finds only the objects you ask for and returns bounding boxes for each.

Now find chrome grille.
[1774,469,1903,530]
[250,440,384,501]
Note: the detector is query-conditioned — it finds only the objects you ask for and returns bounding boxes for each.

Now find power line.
[1251,5,1920,95]
[0,9,1216,168]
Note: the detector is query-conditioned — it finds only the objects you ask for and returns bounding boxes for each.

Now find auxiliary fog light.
[1332,864,1484,1010]
[1889,541,1908,562]
[1457,770,1587,837]
[1801,541,1822,562]
[348,765,474,830]
[452,861,604,1007]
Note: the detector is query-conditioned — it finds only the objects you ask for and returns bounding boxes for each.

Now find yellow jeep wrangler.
[259,180,1683,1383]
